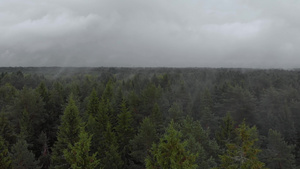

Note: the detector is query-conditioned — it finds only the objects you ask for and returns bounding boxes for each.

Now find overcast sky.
[1,0,300,68]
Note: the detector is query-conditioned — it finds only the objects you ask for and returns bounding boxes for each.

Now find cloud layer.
[1,0,300,68]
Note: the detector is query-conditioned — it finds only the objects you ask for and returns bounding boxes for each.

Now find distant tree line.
[0,67,299,168]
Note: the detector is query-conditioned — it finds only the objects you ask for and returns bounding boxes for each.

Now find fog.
[1,0,300,68]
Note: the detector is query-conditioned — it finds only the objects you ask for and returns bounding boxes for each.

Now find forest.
[0,67,299,169]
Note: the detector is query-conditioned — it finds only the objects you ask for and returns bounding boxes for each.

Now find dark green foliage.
[180,116,219,169]
[38,132,50,169]
[86,89,100,117]
[217,121,266,169]
[130,117,158,167]
[101,122,123,169]
[12,87,46,144]
[219,85,256,124]
[168,102,183,123]
[19,109,33,140]
[0,113,16,147]
[0,83,17,111]
[216,113,237,150]
[10,136,40,169]
[261,129,296,169]
[115,99,135,167]
[64,128,100,169]
[1,67,300,168]
[258,88,296,143]
[51,94,82,169]
[0,136,11,169]
[116,100,134,148]
[200,107,218,134]
[146,120,197,169]
[88,97,110,157]
[150,102,164,135]
[36,82,49,104]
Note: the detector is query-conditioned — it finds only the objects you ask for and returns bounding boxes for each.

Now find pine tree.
[64,128,100,169]
[145,120,197,169]
[0,136,11,169]
[217,121,266,169]
[10,136,40,169]
[51,94,82,169]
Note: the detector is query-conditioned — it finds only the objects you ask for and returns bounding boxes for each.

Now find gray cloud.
[1,0,300,68]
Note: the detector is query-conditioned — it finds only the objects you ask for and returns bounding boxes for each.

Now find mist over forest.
[2,0,300,168]
[0,67,299,168]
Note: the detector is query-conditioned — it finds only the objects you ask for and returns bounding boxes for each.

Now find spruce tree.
[86,89,100,117]
[115,99,135,167]
[168,102,183,123]
[101,122,123,169]
[116,99,134,149]
[150,103,164,135]
[0,113,15,147]
[89,97,110,158]
[130,117,158,167]
[216,113,237,150]
[181,116,219,168]
[145,120,197,169]
[38,132,50,169]
[10,136,40,169]
[51,94,81,169]
[217,121,266,169]
[261,129,296,168]
[0,136,11,169]
[64,128,100,169]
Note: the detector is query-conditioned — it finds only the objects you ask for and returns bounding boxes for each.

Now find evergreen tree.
[200,89,214,112]
[145,120,197,169]
[0,136,11,169]
[150,103,164,135]
[130,117,158,167]
[86,89,100,117]
[64,128,100,169]
[116,99,134,149]
[85,89,101,153]
[181,116,219,169]
[36,82,49,104]
[38,132,50,169]
[0,113,16,147]
[10,136,40,169]
[261,129,296,169]
[168,102,183,123]
[89,97,110,157]
[200,107,218,134]
[19,109,33,141]
[216,113,237,150]
[51,94,82,169]
[101,122,123,169]
[217,121,266,169]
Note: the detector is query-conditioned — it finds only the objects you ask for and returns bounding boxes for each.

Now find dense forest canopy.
[0,67,299,169]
